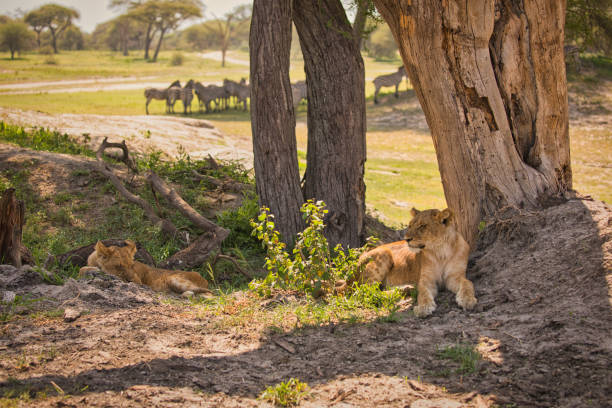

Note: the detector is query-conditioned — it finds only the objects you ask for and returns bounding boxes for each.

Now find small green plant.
[435,342,481,374]
[250,200,372,298]
[169,52,184,66]
[260,378,309,407]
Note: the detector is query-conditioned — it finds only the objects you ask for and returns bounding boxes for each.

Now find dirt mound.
[1,266,158,318]
[0,197,610,407]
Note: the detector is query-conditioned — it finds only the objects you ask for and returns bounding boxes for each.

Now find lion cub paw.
[413,302,436,318]
[457,292,477,311]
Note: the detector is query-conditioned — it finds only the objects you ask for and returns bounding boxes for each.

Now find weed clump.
[260,378,309,407]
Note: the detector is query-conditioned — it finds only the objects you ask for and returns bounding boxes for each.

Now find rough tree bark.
[373,0,571,246]
[293,0,367,248]
[0,189,34,267]
[250,0,305,243]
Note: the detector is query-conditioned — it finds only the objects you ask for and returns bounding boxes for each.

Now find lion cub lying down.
[79,240,210,297]
[358,208,477,317]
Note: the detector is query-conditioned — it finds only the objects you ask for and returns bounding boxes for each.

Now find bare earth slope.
[0,107,253,164]
[1,187,610,407]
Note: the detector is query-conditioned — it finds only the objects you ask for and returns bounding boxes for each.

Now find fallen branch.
[97,137,138,173]
[94,140,185,242]
[158,230,229,270]
[191,170,253,193]
[147,171,226,234]
[210,253,252,279]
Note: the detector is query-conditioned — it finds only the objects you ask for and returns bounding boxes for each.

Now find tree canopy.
[0,20,35,59]
[24,3,79,53]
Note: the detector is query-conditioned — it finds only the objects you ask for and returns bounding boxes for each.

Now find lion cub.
[79,240,210,297]
[358,208,477,317]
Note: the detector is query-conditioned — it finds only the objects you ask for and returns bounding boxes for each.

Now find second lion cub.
[80,240,210,297]
[358,208,477,317]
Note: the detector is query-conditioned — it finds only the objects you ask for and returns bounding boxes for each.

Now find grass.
[260,378,309,407]
[435,343,482,375]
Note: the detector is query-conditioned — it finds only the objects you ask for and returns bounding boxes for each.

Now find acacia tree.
[25,4,79,53]
[205,5,251,67]
[0,20,35,59]
[151,1,202,62]
[373,0,571,245]
[250,0,305,241]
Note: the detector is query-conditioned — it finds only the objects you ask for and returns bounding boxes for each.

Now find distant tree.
[126,0,202,61]
[0,16,10,25]
[0,20,35,59]
[365,22,397,60]
[151,1,202,62]
[205,4,251,67]
[59,25,84,50]
[24,4,79,53]
[566,0,612,53]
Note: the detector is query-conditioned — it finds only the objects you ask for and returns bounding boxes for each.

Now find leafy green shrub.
[260,378,309,407]
[169,52,184,66]
[250,200,373,298]
[43,56,58,65]
[39,45,53,55]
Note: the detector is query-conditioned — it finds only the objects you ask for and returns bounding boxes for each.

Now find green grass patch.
[0,121,93,156]
[435,342,482,375]
[260,378,309,407]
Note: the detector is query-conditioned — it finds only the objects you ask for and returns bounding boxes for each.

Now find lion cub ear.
[410,207,420,217]
[439,208,453,225]
[95,241,112,257]
[125,240,137,257]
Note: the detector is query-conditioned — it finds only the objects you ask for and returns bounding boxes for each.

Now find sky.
[0,0,252,32]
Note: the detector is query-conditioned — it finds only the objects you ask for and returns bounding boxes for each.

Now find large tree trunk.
[250,0,305,243]
[293,0,367,248]
[373,0,571,246]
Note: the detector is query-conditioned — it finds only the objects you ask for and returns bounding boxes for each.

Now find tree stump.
[0,188,33,267]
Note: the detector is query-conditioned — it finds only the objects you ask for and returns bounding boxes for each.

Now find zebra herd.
[144,78,251,115]
[144,66,407,115]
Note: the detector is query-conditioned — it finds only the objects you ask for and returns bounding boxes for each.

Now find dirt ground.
[0,106,253,164]
[0,142,610,407]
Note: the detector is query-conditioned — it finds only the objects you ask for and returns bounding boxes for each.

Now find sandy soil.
[1,185,610,407]
[0,107,253,164]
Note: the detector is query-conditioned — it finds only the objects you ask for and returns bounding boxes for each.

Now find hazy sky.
[0,0,252,32]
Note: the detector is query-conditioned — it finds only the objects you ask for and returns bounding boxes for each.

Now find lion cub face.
[404,208,454,249]
[93,240,137,274]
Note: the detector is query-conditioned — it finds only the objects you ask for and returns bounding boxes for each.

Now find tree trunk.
[221,46,226,67]
[373,0,571,246]
[10,49,15,60]
[293,0,367,248]
[152,28,166,62]
[50,28,58,53]
[0,189,33,267]
[352,0,369,49]
[250,0,305,243]
[144,23,152,60]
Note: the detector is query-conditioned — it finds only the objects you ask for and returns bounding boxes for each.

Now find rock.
[63,307,82,322]
[1,290,16,303]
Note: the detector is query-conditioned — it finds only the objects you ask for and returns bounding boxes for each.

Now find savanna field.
[0,48,611,407]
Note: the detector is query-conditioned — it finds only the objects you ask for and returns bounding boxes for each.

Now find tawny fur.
[358,208,477,317]
[79,240,209,296]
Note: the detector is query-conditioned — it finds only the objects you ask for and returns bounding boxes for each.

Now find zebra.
[194,82,228,113]
[291,80,307,108]
[223,78,247,110]
[168,79,194,114]
[373,66,406,104]
[234,81,250,111]
[144,80,181,115]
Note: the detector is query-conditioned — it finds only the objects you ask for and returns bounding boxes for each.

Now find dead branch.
[45,239,156,269]
[0,188,33,267]
[158,230,229,270]
[96,137,138,173]
[94,139,185,242]
[191,170,253,193]
[210,253,251,279]
[147,171,229,235]
[191,170,223,187]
